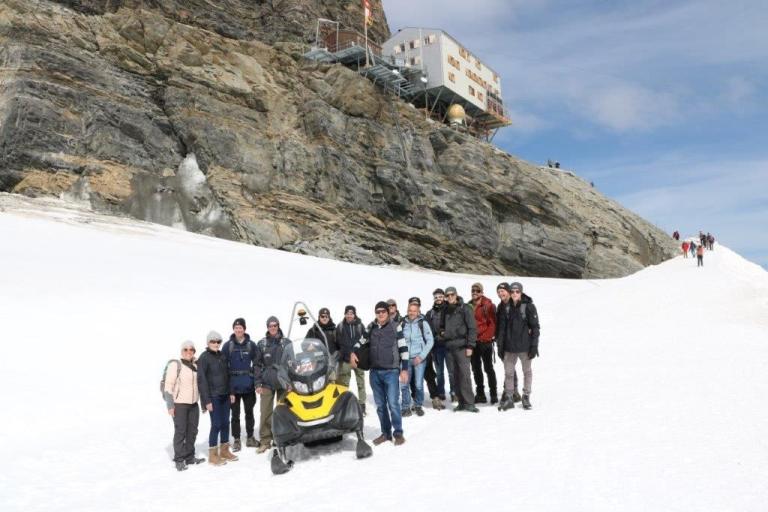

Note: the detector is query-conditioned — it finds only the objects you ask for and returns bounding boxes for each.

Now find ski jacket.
[496,294,540,354]
[255,330,291,391]
[306,321,336,348]
[333,318,365,363]
[401,314,434,361]
[163,359,199,408]
[696,246,704,256]
[682,242,690,252]
[471,296,497,342]
[442,297,477,350]
[425,302,446,345]
[221,333,257,394]
[354,319,408,371]
[197,349,229,406]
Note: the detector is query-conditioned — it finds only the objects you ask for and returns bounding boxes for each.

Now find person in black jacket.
[496,282,540,411]
[442,287,478,412]
[254,316,292,454]
[221,317,258,452]
[425,288,453,408]
[197,331,238,465]
[332,305,368,414]
[306,307,336,348]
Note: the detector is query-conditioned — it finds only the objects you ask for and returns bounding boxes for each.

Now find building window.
[399,43,406,53]
[410,39,420,49]
[409,56,421,66]
[459,47,469,60]
[468,85,475,97]
[478,92,484,102]
[393,45,401,54]
[448,55,461,70]
[475,58,482,70]
[424,34,436,45]
[448,72,456,83]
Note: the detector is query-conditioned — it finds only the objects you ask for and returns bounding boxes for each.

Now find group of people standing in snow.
[677,231,715,267]
[162,281,540,471]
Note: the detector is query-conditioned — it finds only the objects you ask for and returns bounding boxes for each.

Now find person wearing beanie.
[496,281,540,411]
[197,332,238,466]
[350,302,409,445]
[164,341,203,471]
[254,316,292,454]
[386,298,402,323]
[333,305,368,414]
[470,283,498,404]
[306,308,336,349]
[221,318,258,452]
[442,287,479,412]
[425,288,452,409]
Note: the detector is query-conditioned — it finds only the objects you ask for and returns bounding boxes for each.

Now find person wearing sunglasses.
[425,288,454,409]
[221,317,258,452]
[496,282,540,411]
[164,340,204,471]
[306,307,336,349]
[332,305,368,415]
[469,282,498,405]
[442,286,479,412]
[254,316,292,454]
[198,331,238,465]
[350,301,409,445]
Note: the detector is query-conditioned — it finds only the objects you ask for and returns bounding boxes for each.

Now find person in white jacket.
[400,297,434,417]
[163,340,204,471]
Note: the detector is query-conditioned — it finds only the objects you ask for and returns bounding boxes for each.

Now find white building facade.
[382,27,506,121]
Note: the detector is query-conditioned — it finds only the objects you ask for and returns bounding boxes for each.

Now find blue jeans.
[401,359,427,409]
[433,345,453,397]
[370,369,403,438]
[208,395,230,447]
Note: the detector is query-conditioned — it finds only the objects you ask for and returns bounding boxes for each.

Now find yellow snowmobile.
[270,302,373,475]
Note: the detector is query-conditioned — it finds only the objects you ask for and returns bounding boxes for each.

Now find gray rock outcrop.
[0,0,677,278]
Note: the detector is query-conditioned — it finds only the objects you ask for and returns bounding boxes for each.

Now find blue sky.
[382,0,768,269]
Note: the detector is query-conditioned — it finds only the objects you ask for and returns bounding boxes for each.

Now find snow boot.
[475,390,488,404]
[498,397,514,411]
[414,406,425,416]
[185,456,205,465]
[490,390,498,405]
[220,443,239,462]
[463,404,480,413]
[256,442,271,454]
[232,438,242,452]
[453,403,465,412]
[402,407,413,417]
[246,436,259,448]
[522,394,532,410]
[175,461,187,471]
[208,446,227,466]
[431,397,444,410]
[513,390,522,403]
[372,434,391,445]
[393,434,406,446]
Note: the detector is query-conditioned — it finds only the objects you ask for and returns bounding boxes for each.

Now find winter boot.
[414,406,425,417]
[453,403,465,412]
[208,446,227,466]
[175,461,187,471]
[232,438,242,452]
[498,397,514,411]
[475,390,488,404]
[402,407,413,417]
[490,390,498,405]
[513,390,522,403]
[185,456,205,465]
[463,404,480,413]
[256,442,271,454]
[372,434,391,445]
[393,434,406,446]
[522,394,532,410]
[219,443,239,462]
[246,437,259,448]
[432,397,444,410]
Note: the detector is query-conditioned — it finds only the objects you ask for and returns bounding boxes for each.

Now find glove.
[528,347,538,360]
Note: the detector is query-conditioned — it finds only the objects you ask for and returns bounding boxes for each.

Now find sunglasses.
[319,314,329,318]
[510,290,522,294]
[183,348,196,352]
[375,309,388,314]
[268,323,279,328]
[471,289,481,293]
[209,340,222,344]
[446,293,456,297]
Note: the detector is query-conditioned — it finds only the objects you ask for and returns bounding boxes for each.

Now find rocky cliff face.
[0,0,677,278]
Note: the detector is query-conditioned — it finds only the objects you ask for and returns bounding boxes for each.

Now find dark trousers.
[697,255,704,267]
[423,352,438,398]
[230,391,256,439]
[471,342,497,396]
[209,395,230,447]
[446,345,474,406]
[172,403,199,462]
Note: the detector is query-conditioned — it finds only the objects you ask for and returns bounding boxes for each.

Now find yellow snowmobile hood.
[281,383,349,422]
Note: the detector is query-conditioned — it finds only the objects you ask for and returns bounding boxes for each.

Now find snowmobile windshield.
[282,337,331,395]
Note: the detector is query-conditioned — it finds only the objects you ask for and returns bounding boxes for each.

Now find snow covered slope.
[1,193,767,512]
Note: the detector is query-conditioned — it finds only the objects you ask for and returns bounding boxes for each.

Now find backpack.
[400,317,432,343]
[160,359,181,401]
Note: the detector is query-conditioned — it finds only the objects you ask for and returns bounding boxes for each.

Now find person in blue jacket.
[221,317,258,452]
[400,297,434,417]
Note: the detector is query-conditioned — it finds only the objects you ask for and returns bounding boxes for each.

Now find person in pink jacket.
[164,340,204,471]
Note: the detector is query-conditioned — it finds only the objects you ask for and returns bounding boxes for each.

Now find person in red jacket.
[682,241,690,258]
[470,283,498,404]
